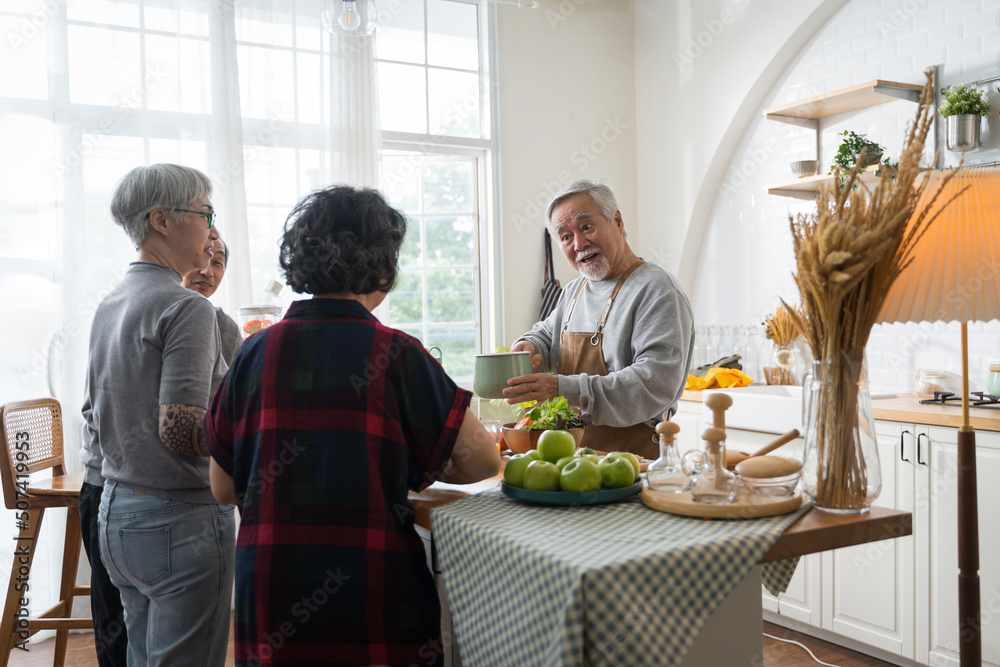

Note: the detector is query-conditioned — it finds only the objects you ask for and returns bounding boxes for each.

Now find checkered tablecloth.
[432,489,808,667]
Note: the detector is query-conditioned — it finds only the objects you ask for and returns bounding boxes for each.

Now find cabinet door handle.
[917,432,928,466]
[900,429,910,462]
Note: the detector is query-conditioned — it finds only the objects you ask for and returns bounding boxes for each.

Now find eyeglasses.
[173,208,216,229]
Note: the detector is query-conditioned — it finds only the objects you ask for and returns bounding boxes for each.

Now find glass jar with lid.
[914,370,947,398]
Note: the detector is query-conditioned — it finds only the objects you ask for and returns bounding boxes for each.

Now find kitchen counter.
[681,388,1000,432]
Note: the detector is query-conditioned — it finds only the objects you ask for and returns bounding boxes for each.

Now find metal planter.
[946,114,982,151]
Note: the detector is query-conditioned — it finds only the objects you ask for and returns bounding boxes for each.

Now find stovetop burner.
[919,391,1000,410]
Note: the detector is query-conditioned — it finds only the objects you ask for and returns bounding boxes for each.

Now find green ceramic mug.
[473,351,531,399]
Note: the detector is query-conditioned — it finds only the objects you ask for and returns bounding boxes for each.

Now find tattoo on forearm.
[158,404,208,457]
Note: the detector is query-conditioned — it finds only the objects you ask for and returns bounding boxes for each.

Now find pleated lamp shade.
[878,167,1000,326]
[874,165,1000,667]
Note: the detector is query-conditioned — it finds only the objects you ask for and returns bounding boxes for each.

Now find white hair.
[110,164,212,249]
[545,179,619,226]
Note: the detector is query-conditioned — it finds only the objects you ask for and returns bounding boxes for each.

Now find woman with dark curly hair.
[205,184,500,667]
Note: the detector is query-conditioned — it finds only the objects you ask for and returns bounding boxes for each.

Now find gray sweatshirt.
[517,262,694,428]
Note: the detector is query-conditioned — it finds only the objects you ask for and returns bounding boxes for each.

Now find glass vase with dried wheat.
[762,304,804,385]
[788,72,963,512]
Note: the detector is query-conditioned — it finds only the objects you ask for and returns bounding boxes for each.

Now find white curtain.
[329,34,383,189]
[0,0,381,632]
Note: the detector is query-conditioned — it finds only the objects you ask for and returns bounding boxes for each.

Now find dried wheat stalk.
[787,72,963,510]
[763,304,804,346]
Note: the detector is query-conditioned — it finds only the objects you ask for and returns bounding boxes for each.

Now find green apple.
[524,449,541,461]
[582,454,602,465]
[607,451,641,478]
[559,458,602,492]
[555,456,575,471]
[536,429,577,463]
[574,447,598,457]
[503,453,534,488]
[522,460,561,491]
[598,456,636,489]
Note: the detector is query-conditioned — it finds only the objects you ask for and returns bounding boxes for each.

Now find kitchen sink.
[701,385,804,435]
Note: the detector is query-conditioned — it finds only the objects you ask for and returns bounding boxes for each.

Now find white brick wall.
[692,0,1000,395]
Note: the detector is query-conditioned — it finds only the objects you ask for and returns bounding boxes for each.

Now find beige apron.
[558,261,658,460]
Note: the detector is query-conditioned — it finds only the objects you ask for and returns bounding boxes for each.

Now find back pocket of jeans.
[119,527,170,586]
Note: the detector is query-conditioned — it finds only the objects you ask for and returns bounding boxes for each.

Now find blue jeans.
[99,482,235,667]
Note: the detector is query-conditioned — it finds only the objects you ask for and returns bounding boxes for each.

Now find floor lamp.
[877,166,1000,666]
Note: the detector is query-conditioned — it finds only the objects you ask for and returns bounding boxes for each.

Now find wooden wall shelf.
[766,166,888,200]
[762,78,927,199]
[763,80,924,129]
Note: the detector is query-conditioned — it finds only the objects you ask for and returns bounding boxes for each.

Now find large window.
[375,0,499,384]
[0,0,498,624]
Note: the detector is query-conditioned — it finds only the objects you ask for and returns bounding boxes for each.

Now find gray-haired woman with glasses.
[81,163,235,665]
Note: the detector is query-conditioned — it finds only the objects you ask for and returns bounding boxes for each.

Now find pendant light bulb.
[338,0,361,31]
[322,0,376,36]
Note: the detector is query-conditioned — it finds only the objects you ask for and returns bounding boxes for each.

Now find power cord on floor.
[763,632,842,667]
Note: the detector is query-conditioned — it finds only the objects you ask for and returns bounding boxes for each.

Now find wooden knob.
[702,427,726,446]
[704,392,732,430]
[655,421,681,439]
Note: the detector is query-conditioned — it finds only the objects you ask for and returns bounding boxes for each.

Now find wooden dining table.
[410,475,911,562]
[410,476,912,666]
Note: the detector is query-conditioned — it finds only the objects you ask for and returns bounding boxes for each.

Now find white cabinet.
[917,425,1000,667]
[783,419,1000,666]
[682,394,1000,664]
[819,419,916,658]
[673,400,702,455]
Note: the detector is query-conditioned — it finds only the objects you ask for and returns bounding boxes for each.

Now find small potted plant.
[829,130,893,172]
[939,84,991,151]
[829,130,897,189]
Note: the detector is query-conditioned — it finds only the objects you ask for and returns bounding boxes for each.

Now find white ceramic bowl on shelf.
[789,159,820,178]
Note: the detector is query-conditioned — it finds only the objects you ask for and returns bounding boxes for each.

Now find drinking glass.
[704,325,718,367]
[481,420,503,454]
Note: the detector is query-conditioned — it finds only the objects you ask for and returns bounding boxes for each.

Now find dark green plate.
[500,480,643,506]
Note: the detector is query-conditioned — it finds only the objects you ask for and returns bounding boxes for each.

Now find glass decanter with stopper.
[646,420,690,493]
[682,427,739,504]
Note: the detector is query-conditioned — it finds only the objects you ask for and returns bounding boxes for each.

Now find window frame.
[376,0,503,373]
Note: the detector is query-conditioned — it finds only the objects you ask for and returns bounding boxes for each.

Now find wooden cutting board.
[641,486,803,519]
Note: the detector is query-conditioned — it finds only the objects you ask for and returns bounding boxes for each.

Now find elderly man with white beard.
[506,179,695,460]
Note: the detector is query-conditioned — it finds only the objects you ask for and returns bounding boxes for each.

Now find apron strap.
[592,260,644,343]
[561,279,589,334]
[562,260,645,336]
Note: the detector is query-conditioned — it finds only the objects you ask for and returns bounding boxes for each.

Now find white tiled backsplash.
[692,0,1000,395]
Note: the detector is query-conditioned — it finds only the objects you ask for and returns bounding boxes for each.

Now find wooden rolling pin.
[725,428,801,469]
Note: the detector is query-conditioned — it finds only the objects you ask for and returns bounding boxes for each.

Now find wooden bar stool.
[0,398,92,666]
